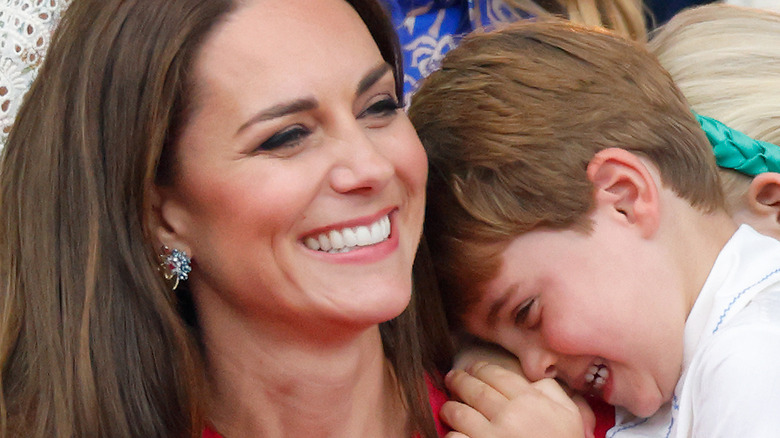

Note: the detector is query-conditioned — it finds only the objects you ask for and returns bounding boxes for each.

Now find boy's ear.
[746,172,780,228]
[146,185,193,256]
[586,148,660,238]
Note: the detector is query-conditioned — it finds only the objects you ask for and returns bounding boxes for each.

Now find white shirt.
[609,225,780,438]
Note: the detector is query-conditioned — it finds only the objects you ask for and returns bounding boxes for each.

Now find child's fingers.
[453,341,523,374]
[465,361,533,399]
[570,394,596,438]
[439,400,489,437]
[445,368,508,420]
[530,378,580,414]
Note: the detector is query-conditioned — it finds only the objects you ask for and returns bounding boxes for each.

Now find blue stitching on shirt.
[712,267,780,334]
[664,395,679,438]
[607,417,649,437]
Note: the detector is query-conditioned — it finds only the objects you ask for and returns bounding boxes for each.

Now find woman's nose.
[328,125,394,195]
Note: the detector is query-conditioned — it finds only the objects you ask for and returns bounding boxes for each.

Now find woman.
[0,0,453,436]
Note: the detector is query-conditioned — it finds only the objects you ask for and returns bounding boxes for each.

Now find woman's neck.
[201,315,409,438]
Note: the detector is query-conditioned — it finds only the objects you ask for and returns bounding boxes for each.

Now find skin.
[442,363,587,438]
[150,0,427,436]
[454,149,737,421]
[733,172,780,241]
[450,344,595,438]
[450,166,780,436]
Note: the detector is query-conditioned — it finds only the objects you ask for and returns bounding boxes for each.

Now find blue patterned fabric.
[379,0,530,102]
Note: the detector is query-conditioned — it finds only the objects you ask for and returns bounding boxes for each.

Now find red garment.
[588,397,616,438]
[424,374,450,437]
[202,375,450,437]
[201,425,220,438]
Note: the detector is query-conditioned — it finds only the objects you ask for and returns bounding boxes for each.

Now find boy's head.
[409,20,733,417]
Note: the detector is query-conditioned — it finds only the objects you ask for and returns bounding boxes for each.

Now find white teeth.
[355,225,372,245]
[303,215,391,253]
[343,227,357,247]
[328,229,344,250]
[585,362,609,390]
[318,234,332,251]
[370,221,383,242]
[304,237,320,251]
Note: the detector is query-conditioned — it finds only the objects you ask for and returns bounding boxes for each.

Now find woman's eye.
[256,125,310,152]
[359,97,401,118]
[512,298,538,327]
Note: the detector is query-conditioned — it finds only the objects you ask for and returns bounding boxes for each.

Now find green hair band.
[694,111,780,176]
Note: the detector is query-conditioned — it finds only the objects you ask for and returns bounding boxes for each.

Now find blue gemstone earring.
[159,245,192,290]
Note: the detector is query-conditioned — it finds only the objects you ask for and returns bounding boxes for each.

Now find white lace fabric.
[0,0,70,149]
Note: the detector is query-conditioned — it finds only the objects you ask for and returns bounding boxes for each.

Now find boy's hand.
[441,362,592,438]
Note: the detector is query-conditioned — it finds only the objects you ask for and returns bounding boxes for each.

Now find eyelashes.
[359,96,401,118]
[512,297,538,328]
[253,95,400,153]
[256,125,311,152]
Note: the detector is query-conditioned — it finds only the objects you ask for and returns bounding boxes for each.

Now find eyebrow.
[235,63,393,136]
[236,98,317,135]
[485,284,517,328]
[356,63,392,98]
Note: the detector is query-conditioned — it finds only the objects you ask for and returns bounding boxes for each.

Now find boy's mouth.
[585,359,610,392]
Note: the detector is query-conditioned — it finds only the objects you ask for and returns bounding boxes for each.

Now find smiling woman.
[0,0,452,437]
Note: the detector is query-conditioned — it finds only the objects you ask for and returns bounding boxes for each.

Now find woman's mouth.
[303,214,391,254]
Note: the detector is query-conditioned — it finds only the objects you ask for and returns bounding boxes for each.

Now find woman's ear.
[586,148,660,238]
[146,184,193,255]
[744,172,780,237]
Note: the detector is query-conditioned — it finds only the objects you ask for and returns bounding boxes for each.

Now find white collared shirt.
[609,225,780,438]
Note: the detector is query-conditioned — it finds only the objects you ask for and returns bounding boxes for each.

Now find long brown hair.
[0,0,449,437]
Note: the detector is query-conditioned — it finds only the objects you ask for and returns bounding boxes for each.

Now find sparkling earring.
[159,245,192,290]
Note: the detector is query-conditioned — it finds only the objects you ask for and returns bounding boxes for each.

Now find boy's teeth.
[303,215,391,253]
[585,363,609,389]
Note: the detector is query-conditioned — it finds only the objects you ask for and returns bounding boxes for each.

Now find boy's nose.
[519,344,558,381]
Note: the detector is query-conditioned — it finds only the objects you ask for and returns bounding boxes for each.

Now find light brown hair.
[409,20,724,325]
[0,0,449,437]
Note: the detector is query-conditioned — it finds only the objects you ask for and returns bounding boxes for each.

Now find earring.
[159,245,192,290]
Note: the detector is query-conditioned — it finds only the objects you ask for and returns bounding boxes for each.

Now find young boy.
[409,19,780,437]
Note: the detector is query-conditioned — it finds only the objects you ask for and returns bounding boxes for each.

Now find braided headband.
[694,112,780,176]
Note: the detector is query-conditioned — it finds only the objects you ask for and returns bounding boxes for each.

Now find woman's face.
[156,0,427,337]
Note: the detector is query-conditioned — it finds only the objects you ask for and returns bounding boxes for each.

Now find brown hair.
[649,4,780,213]
[0,0,448,437]
[409,19,723,325]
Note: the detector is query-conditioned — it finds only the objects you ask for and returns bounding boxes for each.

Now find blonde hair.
[505,0,647,40]
[649,4,780,213]
[410,20,722,324]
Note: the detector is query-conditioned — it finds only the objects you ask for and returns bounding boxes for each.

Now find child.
[650,3,780,241]
[409,19,780,437]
